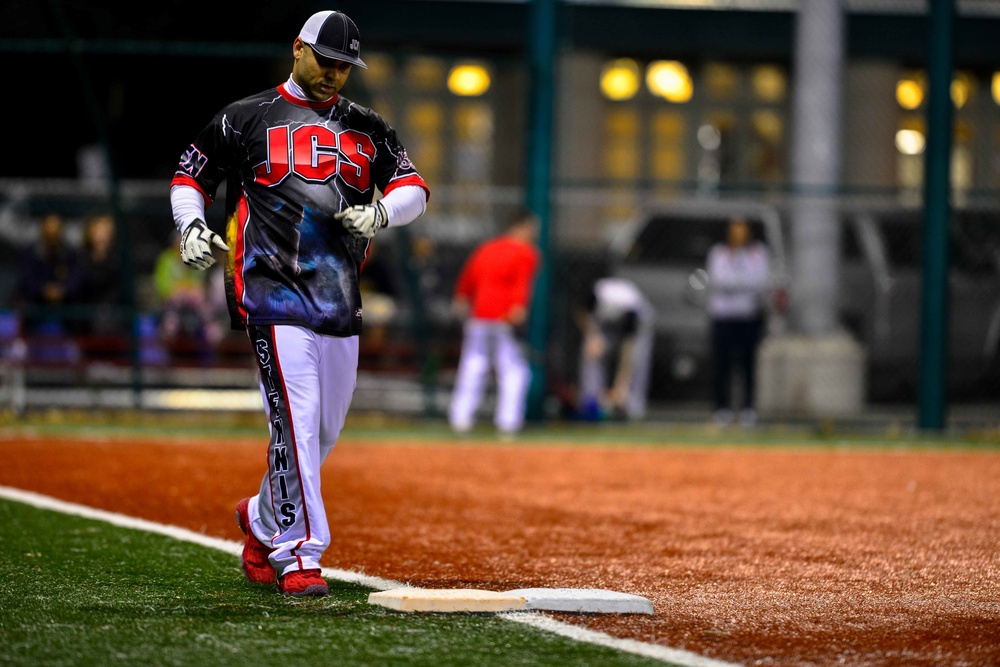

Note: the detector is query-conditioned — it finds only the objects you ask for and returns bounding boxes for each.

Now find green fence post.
[918,0,954,431]
[525,0,557,422]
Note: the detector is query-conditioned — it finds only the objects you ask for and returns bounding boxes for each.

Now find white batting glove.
[180,219,230,270]
[334,201,387,240]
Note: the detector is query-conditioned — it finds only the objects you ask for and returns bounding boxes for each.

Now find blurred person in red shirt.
[448,209,540,436]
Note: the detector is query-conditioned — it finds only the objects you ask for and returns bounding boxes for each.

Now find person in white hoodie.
[706,216,771,427]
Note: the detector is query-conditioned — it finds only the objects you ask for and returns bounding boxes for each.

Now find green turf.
[3,409,998,450]
[0,499,667,667]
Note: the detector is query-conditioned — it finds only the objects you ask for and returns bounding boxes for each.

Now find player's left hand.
[180,218,230,270]
[335,201,387,239]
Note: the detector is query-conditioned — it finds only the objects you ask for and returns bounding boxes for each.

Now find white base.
[368,586,655,614]
[506,588,654,614]
[368,588,525,613]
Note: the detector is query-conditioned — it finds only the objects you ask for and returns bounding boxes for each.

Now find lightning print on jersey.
[171,83,428,336]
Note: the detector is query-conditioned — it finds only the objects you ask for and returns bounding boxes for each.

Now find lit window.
[652,111,685,180]
[896,119,925,195]
[951,73,973,109]
[646,61,693,103]
[749,111,784,181]
[408,102,444,133]
[601,59,640,101]
[454,103,493,142]
[895,129,926,155]
[362,53,394,89]
[406,102,443,179]
[406,57,447,92]
[993,72,1000,105]
[447,64,491,97]
[704,63,739,100]
[752,110,783,142]
[603,108,641,179]
[751,66,786,103]
[454,102,493,183]
[896,77,924,110]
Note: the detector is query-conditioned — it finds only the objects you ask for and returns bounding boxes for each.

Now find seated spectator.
[154,230,217,350]
[14,213,82,361]
[78,213,125,339]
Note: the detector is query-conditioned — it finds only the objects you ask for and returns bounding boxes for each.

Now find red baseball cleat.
[235,497,276,585]
[277,569,330,597]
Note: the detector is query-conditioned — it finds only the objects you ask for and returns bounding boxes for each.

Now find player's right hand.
[335,201,387,239]
[180,219,230,270]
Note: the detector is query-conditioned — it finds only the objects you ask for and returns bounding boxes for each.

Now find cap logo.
[298,10,367,69]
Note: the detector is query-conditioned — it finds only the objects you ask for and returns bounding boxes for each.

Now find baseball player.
[169,10,429,597]
[448,209,540,436]
[577,277,655,421]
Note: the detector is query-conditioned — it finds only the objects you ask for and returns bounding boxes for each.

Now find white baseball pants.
[578,321,654,420]
[449,319,531,434]
[244,325,358,577]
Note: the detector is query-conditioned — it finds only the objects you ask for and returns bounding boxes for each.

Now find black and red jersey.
[171,84,429,336]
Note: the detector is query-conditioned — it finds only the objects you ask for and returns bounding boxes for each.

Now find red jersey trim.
[360,239,373,273]
[170,173,212,205]
[233,192,250,324]
[277,84,339,109]
[383,174,430,201]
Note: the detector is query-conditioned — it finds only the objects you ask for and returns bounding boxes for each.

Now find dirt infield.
[2,432,998,666]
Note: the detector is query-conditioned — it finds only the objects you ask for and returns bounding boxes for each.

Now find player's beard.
[312,80,338,100]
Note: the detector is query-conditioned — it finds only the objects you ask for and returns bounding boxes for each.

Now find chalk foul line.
[0,485,741,667]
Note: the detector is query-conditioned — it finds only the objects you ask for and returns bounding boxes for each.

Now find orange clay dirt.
[2,432,998,666]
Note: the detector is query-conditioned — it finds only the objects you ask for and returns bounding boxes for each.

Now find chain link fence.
[2,179,997,422]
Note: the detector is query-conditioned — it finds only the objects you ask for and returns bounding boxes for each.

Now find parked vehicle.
[609,199,1000,402]
[839,205,1000,400]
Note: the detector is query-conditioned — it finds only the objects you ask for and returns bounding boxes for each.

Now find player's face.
[292,38,352,101]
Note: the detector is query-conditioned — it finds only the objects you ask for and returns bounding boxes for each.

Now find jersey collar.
[277,83,339,109]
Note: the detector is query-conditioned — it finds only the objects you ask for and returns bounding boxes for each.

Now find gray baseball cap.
[299,10,368,69]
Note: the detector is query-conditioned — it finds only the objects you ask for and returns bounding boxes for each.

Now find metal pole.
[525,0,557,421]
[789,0,845,337]
[918,0,954,431]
